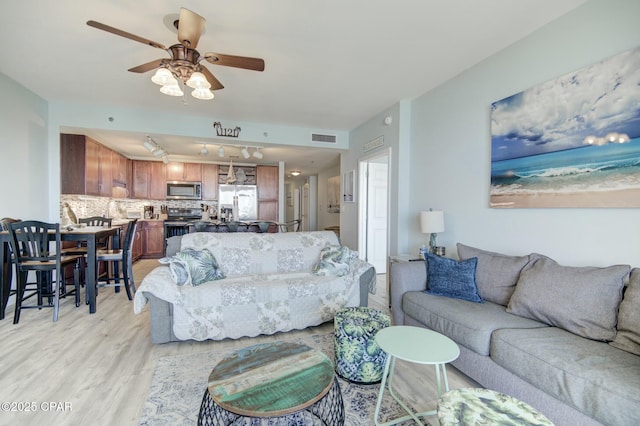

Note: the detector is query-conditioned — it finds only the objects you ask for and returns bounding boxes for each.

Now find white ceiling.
[0,0,586,176]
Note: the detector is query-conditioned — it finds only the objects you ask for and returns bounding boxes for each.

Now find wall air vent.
[311,133,337,144]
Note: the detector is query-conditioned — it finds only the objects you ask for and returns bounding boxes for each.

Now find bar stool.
[94,219,138,300]
[8,220,82,323]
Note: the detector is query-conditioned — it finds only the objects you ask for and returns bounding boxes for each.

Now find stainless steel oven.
[163,207,203,254]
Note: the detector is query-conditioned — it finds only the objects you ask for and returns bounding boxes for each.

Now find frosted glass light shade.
[420,210,444,234]
[191,87,214,100]
[160,83,184,97]
[186,71,211,89]
[151,68,176,86]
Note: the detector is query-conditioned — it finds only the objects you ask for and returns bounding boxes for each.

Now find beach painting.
[490,46,640,208]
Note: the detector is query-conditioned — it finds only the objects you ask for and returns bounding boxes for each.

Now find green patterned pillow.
[159,248,225,286]
[312,245,355,277]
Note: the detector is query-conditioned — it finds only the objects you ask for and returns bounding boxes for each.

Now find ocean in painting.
[491,137,640,196]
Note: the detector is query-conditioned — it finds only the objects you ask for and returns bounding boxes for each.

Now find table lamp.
[420,209,445,254]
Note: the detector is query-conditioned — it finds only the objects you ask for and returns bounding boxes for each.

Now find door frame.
[357,147,391,272]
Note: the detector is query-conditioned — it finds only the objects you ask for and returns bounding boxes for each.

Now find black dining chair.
[225,221,248,232]
[94,219,138,300]
[1,218,21,319]
[279,219,301,233]
[8,220,83,323]
[251,221,276,233]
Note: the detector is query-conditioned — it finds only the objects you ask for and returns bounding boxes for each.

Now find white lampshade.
[160,83,184,97]
[420,210,444,234]
[191,87,214,100]
[151,68,176,86]
[186,71,211,89]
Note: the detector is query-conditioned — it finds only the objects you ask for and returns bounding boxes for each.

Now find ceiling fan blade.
[177,8,205,48]
[204,53,265,72]
[128,59,165,73]
[87,20,166,50]
[200,66,225,90]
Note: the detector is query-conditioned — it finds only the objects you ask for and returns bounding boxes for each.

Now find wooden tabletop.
[207,341,334,417]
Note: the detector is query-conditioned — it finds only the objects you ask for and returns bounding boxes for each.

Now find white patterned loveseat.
[134,231,376,343]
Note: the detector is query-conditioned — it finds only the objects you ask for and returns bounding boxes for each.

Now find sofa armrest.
[358,264,376,306]
[144,292,179,344]
[390,261,426,325]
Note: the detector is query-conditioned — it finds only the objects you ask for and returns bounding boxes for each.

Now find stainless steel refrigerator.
[218,184,258,221]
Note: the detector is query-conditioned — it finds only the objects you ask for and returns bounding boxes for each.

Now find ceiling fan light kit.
[87,7,265,102]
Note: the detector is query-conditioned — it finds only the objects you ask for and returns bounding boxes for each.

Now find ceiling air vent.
[311,133,337,144]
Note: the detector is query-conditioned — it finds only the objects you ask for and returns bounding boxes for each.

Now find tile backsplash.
[60,195,218,221]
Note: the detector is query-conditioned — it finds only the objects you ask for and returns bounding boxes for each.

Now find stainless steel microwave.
[166,181,202,200]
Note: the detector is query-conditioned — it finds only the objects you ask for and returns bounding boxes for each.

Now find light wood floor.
[0,261,478,426]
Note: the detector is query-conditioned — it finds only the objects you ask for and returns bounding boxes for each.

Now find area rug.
[140,332,424,425]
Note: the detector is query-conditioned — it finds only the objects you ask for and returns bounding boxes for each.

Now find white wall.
[408,0,640,266]
[0,73,49,221]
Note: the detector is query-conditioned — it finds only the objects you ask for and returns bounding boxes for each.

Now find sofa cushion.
[159,248,225,286]
[313,245,355,277]
[457,243,531,306]
[507,255,629,341]
[611,268,640,355]
[425,253,482,303]
[402,291,547,355]
[491,327,640,426]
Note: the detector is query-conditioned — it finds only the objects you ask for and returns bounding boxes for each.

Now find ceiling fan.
[87,8,265,99]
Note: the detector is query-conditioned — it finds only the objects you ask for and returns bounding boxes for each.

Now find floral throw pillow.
[159,248,225,286]
[312,245,355,277]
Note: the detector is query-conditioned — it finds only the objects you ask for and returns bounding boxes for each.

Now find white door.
[367,160,388,273]
[358,150,390,273]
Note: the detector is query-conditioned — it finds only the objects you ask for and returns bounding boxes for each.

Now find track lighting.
[200,144,209,155]
[143,136,169,161]
[253,148,263,159]
[241,147,250,159]
[218,146,225,158]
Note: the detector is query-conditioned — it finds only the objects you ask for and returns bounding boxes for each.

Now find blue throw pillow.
[424,253,482,303]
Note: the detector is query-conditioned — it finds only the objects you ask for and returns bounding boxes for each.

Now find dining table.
[0,225,121,319]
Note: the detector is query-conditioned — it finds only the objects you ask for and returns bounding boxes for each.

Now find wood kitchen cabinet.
[61,134,115,196]
[141,221,164,259]
[132,160,166,200]
[201,164,219,200]
[257,165,279,220]
[166,162,202,182]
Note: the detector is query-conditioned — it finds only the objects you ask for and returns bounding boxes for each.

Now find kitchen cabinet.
[132,160,166,200]
[60,134,115,197]
[142,221,164,259]
[166,162,202,182]
[201,164,219,200]
[257,165,279,220]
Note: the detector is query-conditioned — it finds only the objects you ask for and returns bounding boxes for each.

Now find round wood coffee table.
[197,341,344,425]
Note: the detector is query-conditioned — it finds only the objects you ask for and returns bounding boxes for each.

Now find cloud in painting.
[491,46,640,161]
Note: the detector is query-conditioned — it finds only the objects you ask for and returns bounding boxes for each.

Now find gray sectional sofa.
[390,243,640,426]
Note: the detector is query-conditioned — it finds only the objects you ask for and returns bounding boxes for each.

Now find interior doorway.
[358,148,390,273]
